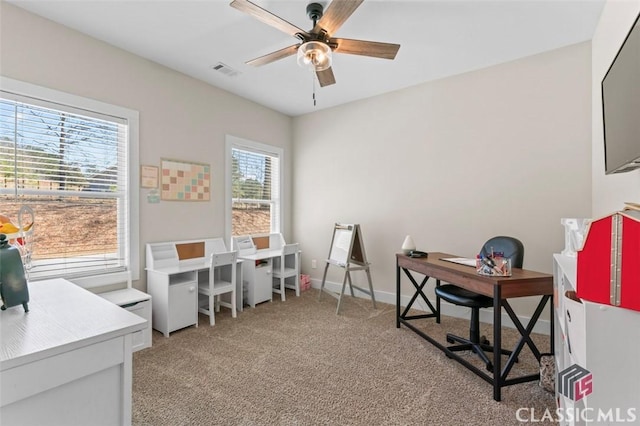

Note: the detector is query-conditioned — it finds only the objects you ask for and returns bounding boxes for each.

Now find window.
[226,135,282,238]
[0,77,139,285]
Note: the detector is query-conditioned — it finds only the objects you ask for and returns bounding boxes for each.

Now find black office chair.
[434,236,524,372]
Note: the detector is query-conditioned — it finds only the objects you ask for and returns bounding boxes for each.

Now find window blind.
[231,146,280,236]
[0,92,129,280]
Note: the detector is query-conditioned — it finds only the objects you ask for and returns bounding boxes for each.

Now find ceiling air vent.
[211,62,241,78]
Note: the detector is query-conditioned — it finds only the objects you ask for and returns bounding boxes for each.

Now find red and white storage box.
[576,208,640,312]
[300,274,311,291]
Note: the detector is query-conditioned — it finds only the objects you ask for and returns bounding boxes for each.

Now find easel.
[319,223,376,314]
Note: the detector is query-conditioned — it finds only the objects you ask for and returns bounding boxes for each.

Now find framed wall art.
[161,158,210,201]
[140,165,159,188]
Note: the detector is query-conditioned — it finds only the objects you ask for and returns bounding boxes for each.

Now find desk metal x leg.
[500,295,551,382]
[493,285,502,401]
[492,292,551,401]
[397,267,439,326]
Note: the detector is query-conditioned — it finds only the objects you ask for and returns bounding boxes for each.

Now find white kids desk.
[232,233,300,307]
[145,238,243,336]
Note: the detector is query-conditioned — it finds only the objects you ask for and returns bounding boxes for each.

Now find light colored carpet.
[132,289,555,425]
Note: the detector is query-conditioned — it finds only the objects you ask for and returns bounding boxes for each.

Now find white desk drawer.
[100,289,152,351]
[122,300,152,351]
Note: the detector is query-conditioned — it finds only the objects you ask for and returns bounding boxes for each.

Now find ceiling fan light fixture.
[297,41,332,72]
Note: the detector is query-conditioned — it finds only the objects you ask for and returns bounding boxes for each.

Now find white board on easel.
[321,223,375,314]
[328,223,367,267]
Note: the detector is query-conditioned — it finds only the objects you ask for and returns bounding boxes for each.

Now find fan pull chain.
[312,73,317,107]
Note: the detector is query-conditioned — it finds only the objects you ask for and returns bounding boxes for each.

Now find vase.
[0,233,29,312]
[401,235,416,254]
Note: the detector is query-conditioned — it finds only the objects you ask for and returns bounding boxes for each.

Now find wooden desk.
[396,252,553,401]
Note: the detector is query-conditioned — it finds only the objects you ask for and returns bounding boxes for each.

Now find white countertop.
[146,258,246,276]
[1,278,146,371]
[238,249,283,261]
[145,261,210,275]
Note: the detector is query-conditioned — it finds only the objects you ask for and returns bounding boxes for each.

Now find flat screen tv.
[601,12,640,174]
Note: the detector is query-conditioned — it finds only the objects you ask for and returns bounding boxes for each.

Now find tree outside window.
[228,138,281,237]
[1,93,132,281]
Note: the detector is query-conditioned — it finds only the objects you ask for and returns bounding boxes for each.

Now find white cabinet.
[242,259,273,307]
[553,254,640,425]
[147,269,198,337]
[168,279,198,332]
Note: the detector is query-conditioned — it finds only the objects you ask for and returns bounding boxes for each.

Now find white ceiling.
[8,0,605,117]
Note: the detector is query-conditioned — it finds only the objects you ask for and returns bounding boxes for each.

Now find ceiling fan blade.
[246,44,299,67]
[316,67,336,87]
[313,0,364,36]
[332,38,400,60]
[231,0,308,37]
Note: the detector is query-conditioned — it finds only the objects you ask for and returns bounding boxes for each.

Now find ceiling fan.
[230,0,400,87]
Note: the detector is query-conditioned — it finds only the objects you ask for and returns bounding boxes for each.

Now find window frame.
[0,76,140,286]
[225,135,283,243]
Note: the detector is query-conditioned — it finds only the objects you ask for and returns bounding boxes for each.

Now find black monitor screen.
[601,12,640,174]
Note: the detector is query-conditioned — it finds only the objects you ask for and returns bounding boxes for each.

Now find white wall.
[292,42,593,317]
[0,3,293,291]
[591,0,640,217]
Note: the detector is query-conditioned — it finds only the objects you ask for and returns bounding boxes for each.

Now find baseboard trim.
[312,278,551,336]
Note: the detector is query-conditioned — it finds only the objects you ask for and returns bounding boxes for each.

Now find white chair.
[198,251,237,326]
[272,243,300,301]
